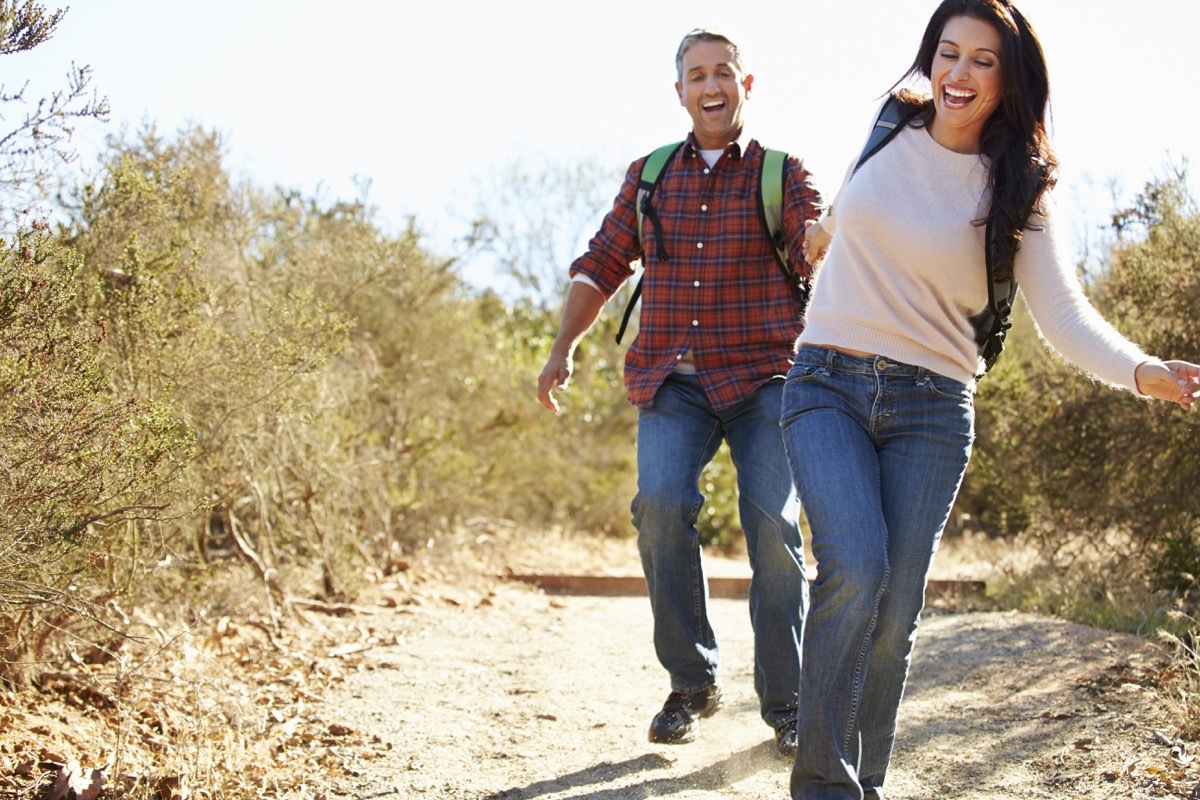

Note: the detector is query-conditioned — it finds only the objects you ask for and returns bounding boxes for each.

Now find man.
[536,28,821,758]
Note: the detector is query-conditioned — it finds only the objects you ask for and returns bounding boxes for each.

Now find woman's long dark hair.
[892,0,1057,281]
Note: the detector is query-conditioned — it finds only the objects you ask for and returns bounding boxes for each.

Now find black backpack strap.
[615,279,643,345]
[852,95,911,176]
[978,216,1019,375]
[978,188,1042,377]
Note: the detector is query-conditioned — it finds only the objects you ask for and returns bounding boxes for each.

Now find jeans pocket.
[786,362,826,382]
[921,373,972,402]
[781,365,833,431]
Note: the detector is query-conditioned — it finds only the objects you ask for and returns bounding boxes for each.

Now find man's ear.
[743,73,754,97]
[675,81,683,105]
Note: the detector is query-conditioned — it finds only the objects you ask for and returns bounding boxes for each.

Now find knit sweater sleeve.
[1013,203,1150,394]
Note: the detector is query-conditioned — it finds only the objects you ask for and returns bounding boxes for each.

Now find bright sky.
[10,0,1199,288]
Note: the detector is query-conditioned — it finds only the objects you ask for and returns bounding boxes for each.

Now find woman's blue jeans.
[780,347,974,800]
[634,374,807,730]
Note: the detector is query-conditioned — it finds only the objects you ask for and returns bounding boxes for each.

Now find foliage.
[56,136,642,612]
[246,186,479,575]
[0,0,108,217]
[456,155,645,536]
[0,218,193,676]
[1159,610,1200,741]
[962,165,1200,625]
[463,155,622,307]
[64,126,355,602]
[483,291,638,536]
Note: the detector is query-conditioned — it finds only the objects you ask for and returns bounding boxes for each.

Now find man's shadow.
[483,741,783,799]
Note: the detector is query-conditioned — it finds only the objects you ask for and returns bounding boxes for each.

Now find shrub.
[962,166,1200,625]
[0,219,192,679]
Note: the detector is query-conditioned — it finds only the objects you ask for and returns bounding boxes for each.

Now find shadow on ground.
[483,742,782,799]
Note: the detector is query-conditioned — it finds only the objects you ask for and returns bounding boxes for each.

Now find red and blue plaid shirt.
[570,134,824,410]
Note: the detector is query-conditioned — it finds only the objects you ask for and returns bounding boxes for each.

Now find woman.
[783,1,1200,798]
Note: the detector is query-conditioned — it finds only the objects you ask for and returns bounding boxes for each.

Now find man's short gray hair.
[675,27,745,80]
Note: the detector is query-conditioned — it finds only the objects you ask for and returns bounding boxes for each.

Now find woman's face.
[928,14,1005,154]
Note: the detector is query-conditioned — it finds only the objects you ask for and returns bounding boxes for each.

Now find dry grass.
[3,525,1200,798]
[0,563,424,799]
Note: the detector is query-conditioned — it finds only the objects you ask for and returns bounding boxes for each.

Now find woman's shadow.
[482,740,783,799]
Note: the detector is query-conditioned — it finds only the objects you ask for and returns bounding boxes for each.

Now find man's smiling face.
[675,40,753,150]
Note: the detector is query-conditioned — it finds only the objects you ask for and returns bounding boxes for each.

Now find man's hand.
[537,353,573,414]
[802,218,831,266]
[536,281,608,414]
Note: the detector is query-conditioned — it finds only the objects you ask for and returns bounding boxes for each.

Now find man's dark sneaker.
[647,685,722,744]
[774,718,798,759]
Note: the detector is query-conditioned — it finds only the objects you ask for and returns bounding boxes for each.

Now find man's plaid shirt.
[570,135,824,411]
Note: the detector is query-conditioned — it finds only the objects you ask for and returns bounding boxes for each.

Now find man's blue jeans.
[634,374,807,730]
[780,347,974,800]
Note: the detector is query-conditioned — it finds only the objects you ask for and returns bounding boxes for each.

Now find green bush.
[64,127,354,601]
[961,166,1200,624]
[0,219,193,678]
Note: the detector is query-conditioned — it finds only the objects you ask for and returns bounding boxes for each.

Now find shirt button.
[676,354,682,360]
[692,320,699,326]
[693,280,700,287]
[703,168,710,175]
[696,242,704,249]
[701,204,708,212]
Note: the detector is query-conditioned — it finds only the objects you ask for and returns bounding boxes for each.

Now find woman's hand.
[1135,360,1200,409]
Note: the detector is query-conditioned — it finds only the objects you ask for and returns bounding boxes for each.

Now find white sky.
[9,0,1199,286]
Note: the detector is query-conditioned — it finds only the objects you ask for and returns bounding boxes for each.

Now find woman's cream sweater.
[801,121,1148,391]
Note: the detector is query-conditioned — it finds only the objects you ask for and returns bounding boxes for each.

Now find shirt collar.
[682,132,755,160]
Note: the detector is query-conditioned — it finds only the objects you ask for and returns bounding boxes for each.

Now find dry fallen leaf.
[157,774,189,800]
[42,760,104,800]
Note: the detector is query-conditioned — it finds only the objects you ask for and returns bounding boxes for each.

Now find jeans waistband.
[795,345,934,379]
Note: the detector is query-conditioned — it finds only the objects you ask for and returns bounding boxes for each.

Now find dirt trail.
[316,561,1193,800]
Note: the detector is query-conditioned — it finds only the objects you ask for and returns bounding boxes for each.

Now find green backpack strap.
[616,143,805,344]
[759,148,787,265]
[758,148,808,303]
[634,142,684,263]
[618,142,682,344]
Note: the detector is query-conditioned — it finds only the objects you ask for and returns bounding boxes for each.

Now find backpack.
[614,143,808,344]
[853,96,1028,376]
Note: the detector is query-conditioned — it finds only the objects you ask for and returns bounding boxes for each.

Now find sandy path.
[317,576,1189,800]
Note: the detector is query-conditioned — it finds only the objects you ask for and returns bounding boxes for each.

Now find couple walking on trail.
[536,3,1200,798]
